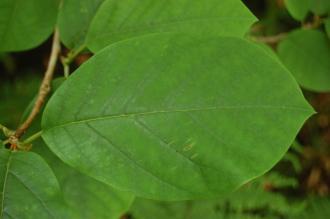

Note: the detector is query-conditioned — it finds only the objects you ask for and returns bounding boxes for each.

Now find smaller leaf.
[0,0,58,52]
[58,0,105,49]
[33,142,135,219]
[86,0,257,52]
[310,0,330,15]
[0,149,72,219]
[284,0,312,21]
[278,29,330,92]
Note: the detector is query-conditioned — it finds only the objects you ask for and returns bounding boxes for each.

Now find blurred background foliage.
[0,0,330,218]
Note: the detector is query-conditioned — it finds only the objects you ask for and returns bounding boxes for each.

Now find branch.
[14,29,61,138]
[250,33,287,44]
[61,44,86,78]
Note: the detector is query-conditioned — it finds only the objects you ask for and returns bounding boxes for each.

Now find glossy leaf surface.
[42,34,313,200]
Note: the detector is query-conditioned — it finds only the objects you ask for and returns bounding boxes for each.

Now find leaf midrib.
[44,104,311,130]
[0,151,12,218]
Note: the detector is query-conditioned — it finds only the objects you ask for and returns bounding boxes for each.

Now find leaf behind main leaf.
[0,0,58,52]
[284,0,312,21]
[33,140,135,219]
[278,29,330,92]
[86,0,257,52]
[57,0,105,49]
[0,149,71,219]
[42,33,314,200]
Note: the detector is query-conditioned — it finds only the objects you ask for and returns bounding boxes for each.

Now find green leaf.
[33,142,134,219]
[0,149,71,218]
[58,0,105,49]
[0,0,58,52]
[42,34,313,200]
[310,0,330,15]
[284,0,312,20]
[86,0,257,52]
[277,29,330,92]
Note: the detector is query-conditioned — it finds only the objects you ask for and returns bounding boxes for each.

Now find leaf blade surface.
[42,34,314,200]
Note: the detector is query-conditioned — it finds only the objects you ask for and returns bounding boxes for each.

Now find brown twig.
[14,29,61,138]
[250,32,288,44]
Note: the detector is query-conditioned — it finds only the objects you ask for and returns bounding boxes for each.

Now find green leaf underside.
[58,0,105,49]
[0,0,58,52]
[278,29,330,92]
[42,34,313,200]
[0,149,69,219]
[284,0,311,20]
[86,0,257,52]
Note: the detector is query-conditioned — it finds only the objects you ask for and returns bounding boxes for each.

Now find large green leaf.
[86,0,257,52]
[0,149,71,219]
[277,29,330,92]
[58,0,105,49]
[284,0,312,20]
[0,0,58,52]
[42,34,313,200]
